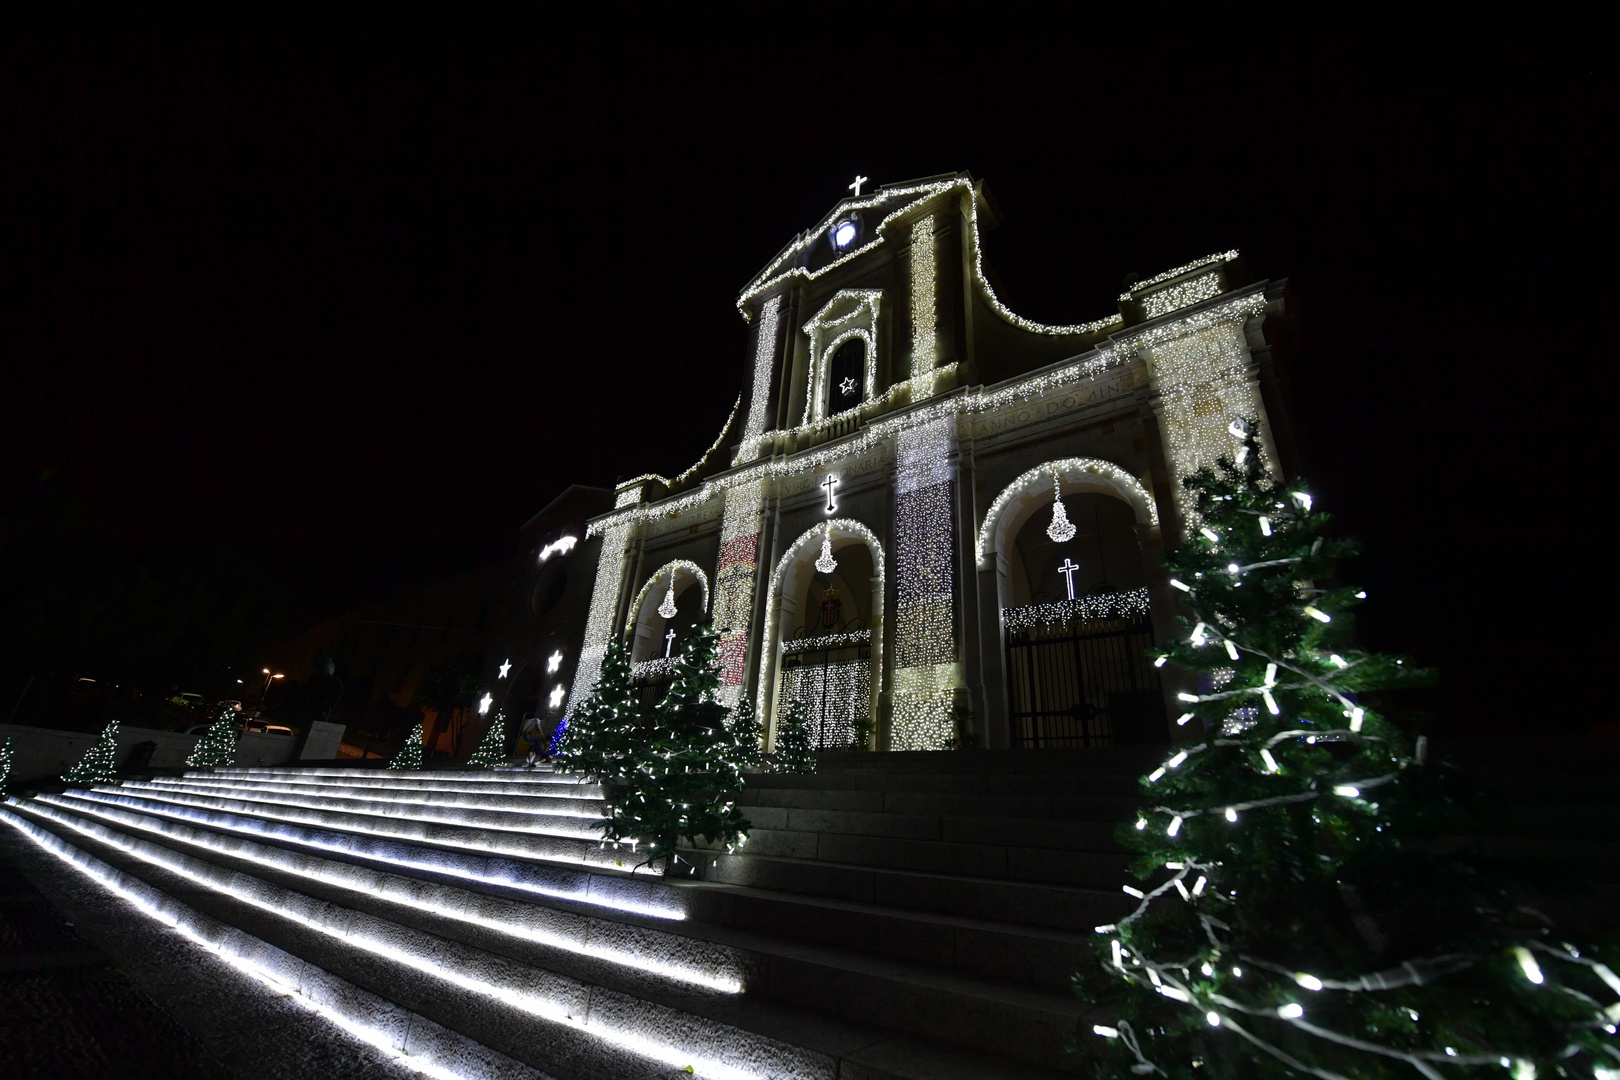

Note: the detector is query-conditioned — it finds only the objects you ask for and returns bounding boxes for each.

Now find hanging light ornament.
[1046,470,1077,543]
[657,572,678,619]
[815,527,839,575]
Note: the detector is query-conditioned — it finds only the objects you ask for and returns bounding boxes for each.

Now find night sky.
[3,27,1613,732]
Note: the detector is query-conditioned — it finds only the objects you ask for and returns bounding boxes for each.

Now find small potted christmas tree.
[772,698,817,775]
[63,721,121,786]
[466,713,508,768]
[388,722,425,771]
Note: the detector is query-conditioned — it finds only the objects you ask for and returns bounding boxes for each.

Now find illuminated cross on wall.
[821,473,839,513]
[849,175,868,197]
[665,628,677,657]
[1057,557,1081,600]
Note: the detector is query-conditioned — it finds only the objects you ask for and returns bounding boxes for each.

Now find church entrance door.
[1004,605,1164,747]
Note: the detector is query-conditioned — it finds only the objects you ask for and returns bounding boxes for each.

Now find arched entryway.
[627,559,710,667]
[979,459,1165,747]
[759,520,884,751]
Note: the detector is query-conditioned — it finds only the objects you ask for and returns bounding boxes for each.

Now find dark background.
[3,25,1614,734]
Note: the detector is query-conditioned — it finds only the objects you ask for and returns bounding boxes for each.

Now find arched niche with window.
[627,561,711,665]
[799,290,883,426]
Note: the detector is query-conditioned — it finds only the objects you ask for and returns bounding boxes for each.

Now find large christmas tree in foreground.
[596,620,750,871]
[1090,426,1620,1079]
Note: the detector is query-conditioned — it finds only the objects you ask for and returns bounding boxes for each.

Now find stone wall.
[0,722,296,783]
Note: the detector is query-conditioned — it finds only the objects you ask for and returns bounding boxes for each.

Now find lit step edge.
[157,776,606,812]
[87,785,628,866]
[59,788,674,910]
[133,779,605,830]
[205,767,591,785]
[32,794,745,993]
[0,803,540,1080]
[3,801,827,1080]
[194,777,602,803]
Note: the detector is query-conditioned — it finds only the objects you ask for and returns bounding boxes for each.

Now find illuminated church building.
[499,174,1297,754]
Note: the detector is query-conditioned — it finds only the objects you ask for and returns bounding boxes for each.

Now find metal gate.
[779,624,872,751]
[1005,605,1164,747]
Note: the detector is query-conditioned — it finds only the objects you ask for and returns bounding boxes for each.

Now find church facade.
[500,173,1296,754]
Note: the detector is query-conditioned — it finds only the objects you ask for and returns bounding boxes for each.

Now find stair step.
[84,783,621,868]
[695,851,1129,932]
[6,797,1084,1077]
[677,880,1096,994]
[145,777,605,827]
[160,775,606,815]
[721,827,1131,887]
[201,766,605,798]
[740,806,1126,852]
[47,790,680,919]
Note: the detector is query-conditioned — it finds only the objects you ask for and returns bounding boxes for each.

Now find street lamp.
[260,668,284,703]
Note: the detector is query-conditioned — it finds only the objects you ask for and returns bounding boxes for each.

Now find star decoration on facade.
[838,376,857,396]
[478,692,493,715]
[546,650,563,674]
[548,684,567,710]
[497,659,511,678]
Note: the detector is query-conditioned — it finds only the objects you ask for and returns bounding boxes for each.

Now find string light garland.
[387,724,425,771]
[1001,586,1152,631]
[1138,271,1225,321]
[891,419,958,748]
[737,295,784,463]
[713,481,765,707]
[909,213,937,387]
[568,521,632,714]
[0,737,14,793]
[1119,251,1240,298]
[782,628,871,653]
[736,175,1120,339]
[186,712,239,769]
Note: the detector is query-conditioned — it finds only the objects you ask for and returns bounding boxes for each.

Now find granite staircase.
[0,751,1158,1079]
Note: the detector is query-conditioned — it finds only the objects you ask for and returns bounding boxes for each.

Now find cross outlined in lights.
[665,629,677,657]
[820,472,839,513]
[546,650,563,674]
[848,175,868,196]
[1057,558,1081,600]
[498,659,511,679]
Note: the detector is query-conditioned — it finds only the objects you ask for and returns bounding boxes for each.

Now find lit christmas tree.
[771,697,817,775]
[63,721,121,786]
[553,637,639,783]
[186,710,239,769]
[726,695,768,773]
[466,713,508,768]
[388,722,425,771]
[0,737,14,793]
[597,620,749,872]
[1089,427,1620,1079]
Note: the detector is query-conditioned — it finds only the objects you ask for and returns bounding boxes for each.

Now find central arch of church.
[760,520,884,751]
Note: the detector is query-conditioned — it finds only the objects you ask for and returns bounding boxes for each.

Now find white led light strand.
[891,419,958,749]
[737,294,784,463]
[713,480,765,708]
[1001,587,1152,631]
[909,213,937,391]
[569,520,633,714]
[628,560,711,631]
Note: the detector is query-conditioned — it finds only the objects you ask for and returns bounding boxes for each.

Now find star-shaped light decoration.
[548,685,567,711]
[546,650,563,674]
[478,692,493,715]
[498,658,511,679]
[838,375,858,396]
